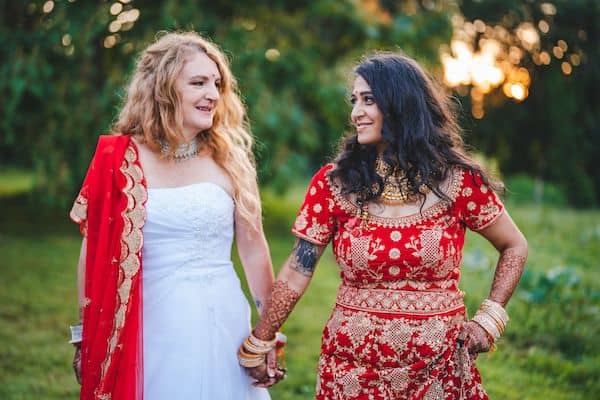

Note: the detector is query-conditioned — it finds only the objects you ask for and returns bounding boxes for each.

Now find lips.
[355,121,372,132]
[196,105,214,112]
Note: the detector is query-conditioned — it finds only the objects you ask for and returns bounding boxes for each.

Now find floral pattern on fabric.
[291,164,504,399]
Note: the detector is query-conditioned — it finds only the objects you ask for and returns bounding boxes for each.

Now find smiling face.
[174,51,222,140]
[350,75,384,146]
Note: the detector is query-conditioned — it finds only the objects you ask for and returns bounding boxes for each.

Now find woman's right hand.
[73,345,82,384]
[245,348,285,388]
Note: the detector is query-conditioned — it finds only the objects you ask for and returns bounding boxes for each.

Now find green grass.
[0,168,34,197]
[0,179,598,399]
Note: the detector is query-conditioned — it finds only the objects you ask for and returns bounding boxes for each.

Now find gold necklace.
[374,157,429,205]
[159,136,201,162]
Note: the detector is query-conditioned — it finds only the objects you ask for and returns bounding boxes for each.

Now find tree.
[452,0,599,206]
[1,0,453,206]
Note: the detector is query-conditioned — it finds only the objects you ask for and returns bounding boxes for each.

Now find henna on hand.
[253,280,301,341]
[458,321,492,355]
[489,247,527,306]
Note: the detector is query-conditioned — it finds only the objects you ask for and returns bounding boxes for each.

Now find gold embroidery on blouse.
[294,207,309,231]
[98,144,147,388]
[467,200,503,230]
[326,168,464,228]
[347,234,385,281]
[415,229,443,265]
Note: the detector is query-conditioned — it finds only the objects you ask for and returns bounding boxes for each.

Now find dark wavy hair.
[328,52,500,205]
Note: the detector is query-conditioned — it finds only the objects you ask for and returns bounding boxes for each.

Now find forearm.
[244,249,275,314]
[253,239,325,340]
[488,245,528,307]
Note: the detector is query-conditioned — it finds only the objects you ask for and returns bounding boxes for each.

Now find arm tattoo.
[489,247,527,306]
[253,280,301,340]
[289,239,326,277]
[254,299,263,313]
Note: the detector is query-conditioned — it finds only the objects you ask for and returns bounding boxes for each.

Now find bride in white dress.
[71,32,283,399]
[143,182,271,399]
[134,34,279,399]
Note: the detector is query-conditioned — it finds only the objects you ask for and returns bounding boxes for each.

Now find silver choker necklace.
[159,136,201,162]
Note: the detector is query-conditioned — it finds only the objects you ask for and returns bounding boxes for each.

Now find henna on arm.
[488,247,527,307]
[253,239,326,340]
[253,280,301,340]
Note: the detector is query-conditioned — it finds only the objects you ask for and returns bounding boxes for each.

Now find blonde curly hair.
[112,31,260,230]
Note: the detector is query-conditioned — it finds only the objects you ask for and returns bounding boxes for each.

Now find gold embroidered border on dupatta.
[70,194,89,236]
[97,144,146,399]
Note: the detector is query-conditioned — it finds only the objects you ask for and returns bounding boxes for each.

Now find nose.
[350,103,364,122]
[206,83,220,101]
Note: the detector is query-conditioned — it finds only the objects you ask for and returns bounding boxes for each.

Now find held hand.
[457,320,492,357]
[245,349,286,388]
[72,345,82,384]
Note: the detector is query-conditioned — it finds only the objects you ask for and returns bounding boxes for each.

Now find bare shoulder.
[199,154,236,195]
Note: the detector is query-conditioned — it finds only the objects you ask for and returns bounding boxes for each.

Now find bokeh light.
[441,13,581,118]
[42,1,54,13]
[265,48,280,62]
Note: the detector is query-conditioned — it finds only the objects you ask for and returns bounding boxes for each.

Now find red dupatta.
[70,135,147,400]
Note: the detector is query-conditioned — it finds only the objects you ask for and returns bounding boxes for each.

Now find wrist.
[69,323,83,345]
[472,298,509,343]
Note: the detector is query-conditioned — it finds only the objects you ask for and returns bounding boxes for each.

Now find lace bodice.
[142,182,235,277]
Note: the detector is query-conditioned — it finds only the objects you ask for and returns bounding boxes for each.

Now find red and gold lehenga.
[292,164,504,400]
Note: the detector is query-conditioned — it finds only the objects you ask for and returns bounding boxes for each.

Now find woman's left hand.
[457,321,492,357]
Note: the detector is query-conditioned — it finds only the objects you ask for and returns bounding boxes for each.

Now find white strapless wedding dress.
[142,182,270,400]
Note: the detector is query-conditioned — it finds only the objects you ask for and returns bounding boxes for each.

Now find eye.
[364,96,375,105]
[191,80,205,86]
[349,96,357,105]
[215,81,223,90]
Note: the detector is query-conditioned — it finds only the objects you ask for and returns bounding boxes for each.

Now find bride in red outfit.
[238,53,528,399]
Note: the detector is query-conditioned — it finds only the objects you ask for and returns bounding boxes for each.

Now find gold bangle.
[472,312,502,341]
[237,347,265,368]
[482,299,509,324]
[242,337,273,354]
[248,333,277,349]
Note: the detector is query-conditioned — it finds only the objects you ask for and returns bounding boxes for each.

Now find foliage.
[456,0,600,206]
[505,173,568,206]
[0,0,453,207]
[2,1,597,207]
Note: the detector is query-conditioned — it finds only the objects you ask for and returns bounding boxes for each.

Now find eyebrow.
[350,90,373,96]
[189,74,222,80]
